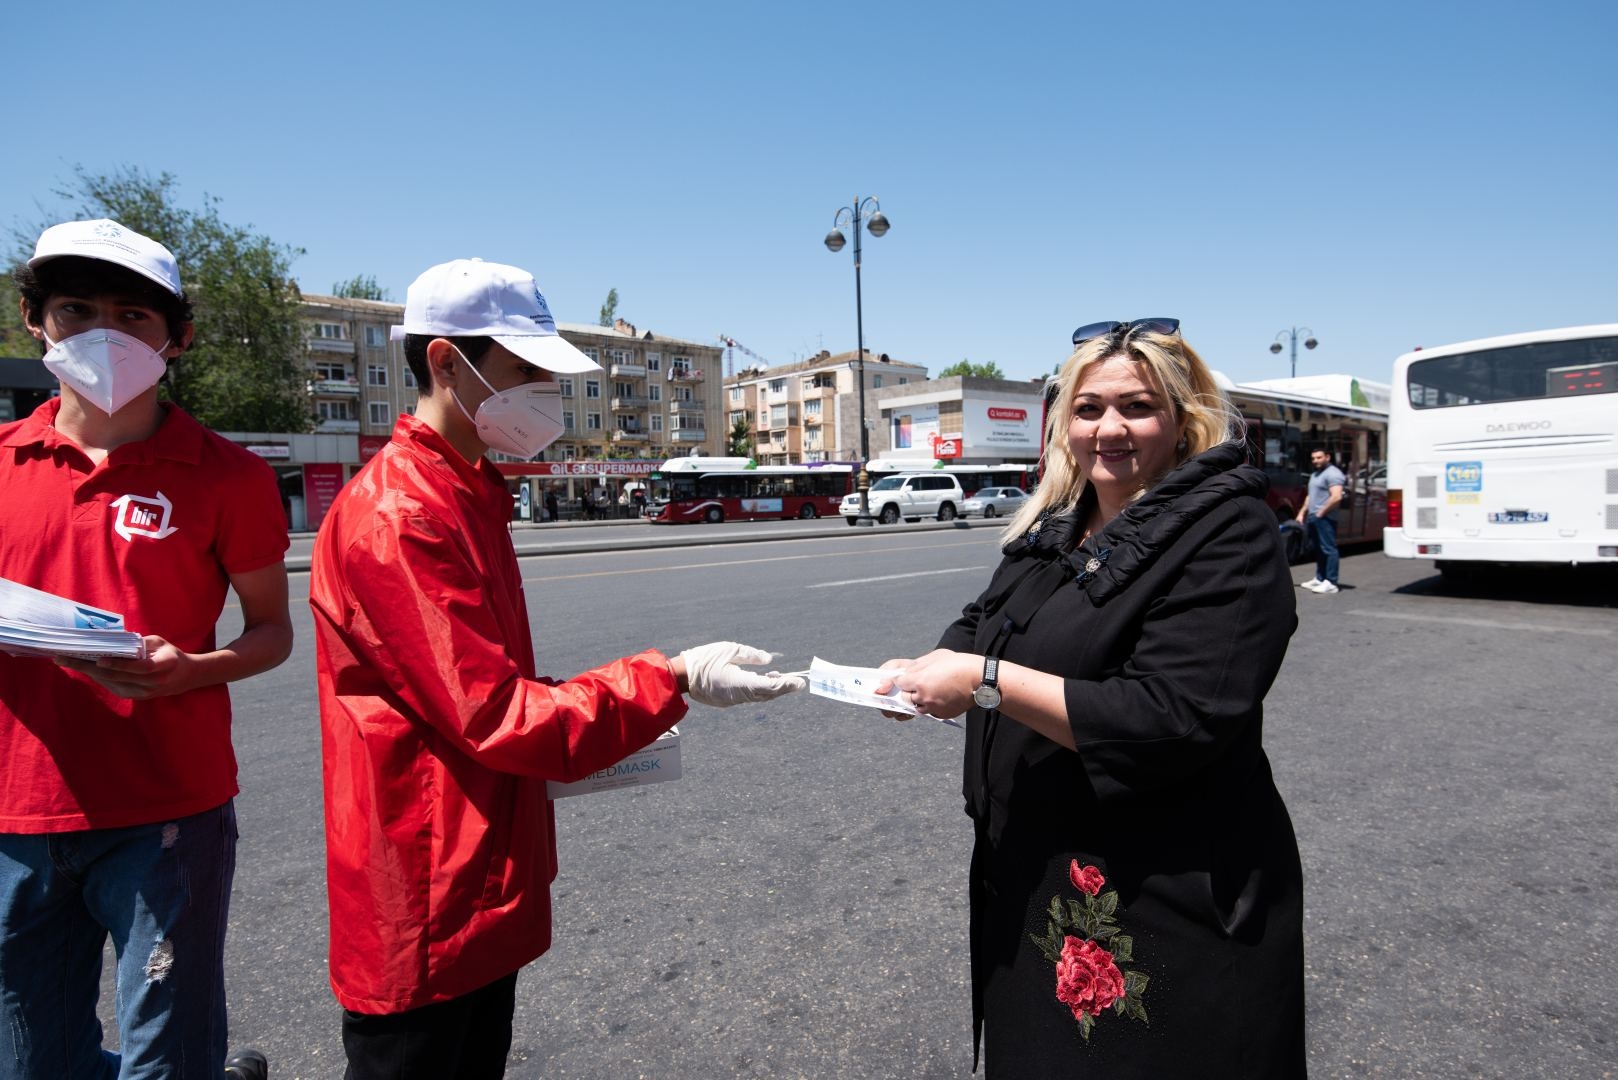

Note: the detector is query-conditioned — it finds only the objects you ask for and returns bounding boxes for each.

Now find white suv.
[841,473,965,525]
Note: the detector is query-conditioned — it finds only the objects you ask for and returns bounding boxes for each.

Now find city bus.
[1382,324,1618,574]
[1225,375,1391,548]
[647,457,855,524]
[863,459,1037,497]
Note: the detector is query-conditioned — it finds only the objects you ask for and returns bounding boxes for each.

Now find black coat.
[939,443,1306,1078]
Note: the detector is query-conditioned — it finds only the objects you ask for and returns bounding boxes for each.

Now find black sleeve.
[1064,502,1298,800]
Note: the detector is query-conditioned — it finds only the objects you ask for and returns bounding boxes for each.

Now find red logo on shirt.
[110,492,179,541]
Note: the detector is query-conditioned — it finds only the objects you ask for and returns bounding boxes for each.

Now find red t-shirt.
[0,398,290,832]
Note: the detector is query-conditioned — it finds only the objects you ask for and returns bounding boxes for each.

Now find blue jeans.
[0,801,238,1079]
[1306,514,1340,585]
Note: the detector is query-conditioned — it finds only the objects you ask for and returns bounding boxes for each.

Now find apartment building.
[723,349,929,464]
[549,318,725,462]
[298,299,724,462]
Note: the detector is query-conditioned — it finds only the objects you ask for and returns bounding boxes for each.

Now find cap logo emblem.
[93,222,123,239]
[530,288,552,324]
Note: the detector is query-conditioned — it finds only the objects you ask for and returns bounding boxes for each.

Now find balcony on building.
[309,378,361,396]
[612,428,649,443]
[609,362,647,379]
[672,428,706,442]
[668,398,705,416]
[668,367,704,383]
[611,395,649,411]
[316,418,360,434]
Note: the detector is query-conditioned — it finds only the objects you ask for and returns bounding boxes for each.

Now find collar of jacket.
[389,413,512,518]
[1017,442,1268,604]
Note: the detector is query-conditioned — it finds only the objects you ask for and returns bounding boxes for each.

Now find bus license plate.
[1487,509,1548,524]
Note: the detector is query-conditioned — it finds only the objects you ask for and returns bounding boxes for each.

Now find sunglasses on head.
[1071,318,1180,347]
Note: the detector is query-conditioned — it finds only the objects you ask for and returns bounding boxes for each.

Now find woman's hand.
[877,649,979,721]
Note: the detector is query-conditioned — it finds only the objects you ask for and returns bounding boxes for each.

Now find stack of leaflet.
[0,576,146,661]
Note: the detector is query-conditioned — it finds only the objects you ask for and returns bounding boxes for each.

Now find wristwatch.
[972,657,1002,710]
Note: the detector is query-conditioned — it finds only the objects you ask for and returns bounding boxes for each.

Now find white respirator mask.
[450,346,564,458]
[43,328,170,415]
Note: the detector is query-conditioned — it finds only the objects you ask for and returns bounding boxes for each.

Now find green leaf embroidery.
[1077,1012,1095,1041]
[1112,935,1134,963]
[1099,889,1119,917]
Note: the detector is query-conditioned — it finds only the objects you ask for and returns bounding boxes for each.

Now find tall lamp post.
[1270,326,1318,379]
[825,195,890,526]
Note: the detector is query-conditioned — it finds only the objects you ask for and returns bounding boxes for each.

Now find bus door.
[1339,427,1371,539]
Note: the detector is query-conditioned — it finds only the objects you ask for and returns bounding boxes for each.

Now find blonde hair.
[1000,328,1242,547]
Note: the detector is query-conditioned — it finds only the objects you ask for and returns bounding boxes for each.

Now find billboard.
[961,402,1040,456]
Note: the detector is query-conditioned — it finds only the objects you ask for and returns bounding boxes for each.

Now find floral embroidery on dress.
[1031,860,1150,1040]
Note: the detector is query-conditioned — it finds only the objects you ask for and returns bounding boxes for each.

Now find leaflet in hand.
[805,657,963,727]
[0,576,147,661]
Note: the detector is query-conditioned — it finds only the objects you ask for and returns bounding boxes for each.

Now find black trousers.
[342,972,519,1080]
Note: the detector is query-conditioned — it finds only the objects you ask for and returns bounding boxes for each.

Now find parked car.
[961,486,1028,518]
[840,473,964,525]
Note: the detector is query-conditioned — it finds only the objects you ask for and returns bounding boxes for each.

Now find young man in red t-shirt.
[0,220,292,1080]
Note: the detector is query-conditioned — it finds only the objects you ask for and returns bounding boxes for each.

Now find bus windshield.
[1407,336,1618,408]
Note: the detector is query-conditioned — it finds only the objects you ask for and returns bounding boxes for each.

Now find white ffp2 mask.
[43,328,169,415]
[450,348,564,458]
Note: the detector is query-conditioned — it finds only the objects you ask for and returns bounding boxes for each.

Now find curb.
[282,517,992,574]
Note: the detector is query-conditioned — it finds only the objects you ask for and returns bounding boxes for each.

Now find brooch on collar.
[1021,508,1055,548]
[1076,547,1111,586]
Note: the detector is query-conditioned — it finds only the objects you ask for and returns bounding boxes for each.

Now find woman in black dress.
[885,320,1305,1077]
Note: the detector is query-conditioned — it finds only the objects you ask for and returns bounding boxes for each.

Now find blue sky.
[9,0,1614,387]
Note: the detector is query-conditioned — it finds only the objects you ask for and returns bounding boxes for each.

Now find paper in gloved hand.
[805,657,962,727]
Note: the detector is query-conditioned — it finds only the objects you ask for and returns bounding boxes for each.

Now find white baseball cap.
[389,258,600,374]
[28,219,183,296]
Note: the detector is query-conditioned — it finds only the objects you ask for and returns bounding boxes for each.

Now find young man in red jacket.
[1,220,291,1080]
[309,258,802,1079]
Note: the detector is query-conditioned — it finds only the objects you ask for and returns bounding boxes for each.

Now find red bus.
[648,458,856,524]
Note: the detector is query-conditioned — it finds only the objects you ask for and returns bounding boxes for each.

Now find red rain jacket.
[310,416,686,1013]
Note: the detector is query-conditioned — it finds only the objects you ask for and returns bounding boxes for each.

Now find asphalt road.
[104,526,1618,1078]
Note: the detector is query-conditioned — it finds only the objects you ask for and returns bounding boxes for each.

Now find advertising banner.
[302,463,346,532]
[888,403,940,452]
[962,402,1040,456]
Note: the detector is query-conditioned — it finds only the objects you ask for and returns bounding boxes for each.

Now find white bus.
[1384,323,1618,573]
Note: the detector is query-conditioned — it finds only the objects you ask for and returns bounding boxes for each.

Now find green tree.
[5,166,311,432]
[938,359,1005,379]
[598,287,618,327]
[727,414,754,458]
[332,274,388,301]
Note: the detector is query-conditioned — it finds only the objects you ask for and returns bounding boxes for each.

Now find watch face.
[973,684,1001,710]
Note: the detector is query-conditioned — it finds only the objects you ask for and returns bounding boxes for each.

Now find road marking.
[1348,610,1612,637]
[806,566,993,588]
[520,539,992,583]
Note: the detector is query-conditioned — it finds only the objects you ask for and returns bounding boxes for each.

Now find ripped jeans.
[0,800,238,1080]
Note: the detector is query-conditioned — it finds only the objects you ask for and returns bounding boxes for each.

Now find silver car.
[961,486,1028,518]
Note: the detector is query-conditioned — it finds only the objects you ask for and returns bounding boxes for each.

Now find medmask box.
[547,726,682,799]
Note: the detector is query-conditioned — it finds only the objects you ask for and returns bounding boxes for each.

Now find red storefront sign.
[358,434,390,464]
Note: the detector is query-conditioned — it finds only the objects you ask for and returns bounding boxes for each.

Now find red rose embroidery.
[1068,860,1105,897]
[1055,936,1127,1019]
[1033,861,1149,1038]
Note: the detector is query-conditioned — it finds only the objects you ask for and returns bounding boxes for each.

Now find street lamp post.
[825,195,890,527]
[1270,326,1318,379]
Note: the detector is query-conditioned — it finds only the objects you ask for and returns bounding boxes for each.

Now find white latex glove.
[678,641,807,707]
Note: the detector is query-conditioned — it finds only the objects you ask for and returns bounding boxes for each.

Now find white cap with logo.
[390,258,600,374]
[28,219,183,296]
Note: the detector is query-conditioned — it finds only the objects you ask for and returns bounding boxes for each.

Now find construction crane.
[718,335,771,378]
